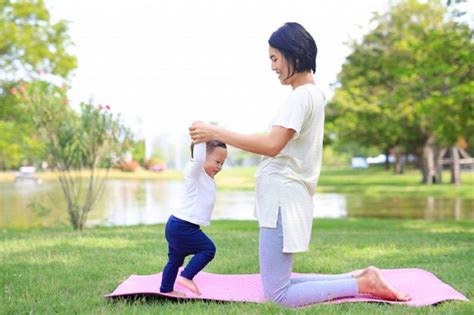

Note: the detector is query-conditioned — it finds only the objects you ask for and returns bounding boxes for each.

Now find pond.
[1,179,473,229]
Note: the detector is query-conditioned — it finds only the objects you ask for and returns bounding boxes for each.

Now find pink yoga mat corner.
[105,268,469,308]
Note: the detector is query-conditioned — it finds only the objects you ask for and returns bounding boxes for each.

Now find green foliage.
[132,139,146,165]
[15,81,132,170]
[0,83,46,169]
[0,119,44,170]
[0,121,22,169]
[150,150,165,160]
[14,80,133,230]
[0,0,77,78]
[0,0,77,169]
[328,0,474,155]
[322,145,352,167]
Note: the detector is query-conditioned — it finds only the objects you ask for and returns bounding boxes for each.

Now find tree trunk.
[450,146,462,185]
[384,149,390,170]
[436,148,447,184]
[421,136,440,184]
[392,145,404,174]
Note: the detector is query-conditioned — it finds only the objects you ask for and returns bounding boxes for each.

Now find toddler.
[160,140,227,296]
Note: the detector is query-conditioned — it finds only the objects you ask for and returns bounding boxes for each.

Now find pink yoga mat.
[105,268,468,307]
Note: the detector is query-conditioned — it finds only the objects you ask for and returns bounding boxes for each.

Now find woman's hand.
[190,121,294,156]
[189,121,216,143]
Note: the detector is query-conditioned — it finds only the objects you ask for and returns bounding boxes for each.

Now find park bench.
[15,166,42,184]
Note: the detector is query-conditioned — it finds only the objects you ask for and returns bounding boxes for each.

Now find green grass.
[1,219,473,314]
[2,166,473,197]
[215,166,474,198]
[317,167,474,198]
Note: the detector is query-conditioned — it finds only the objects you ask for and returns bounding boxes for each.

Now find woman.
[189,22,410,308]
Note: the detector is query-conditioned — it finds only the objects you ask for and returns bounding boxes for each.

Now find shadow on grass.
[106,293,233,306]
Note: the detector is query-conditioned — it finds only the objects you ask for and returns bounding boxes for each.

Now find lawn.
[316,167,474,198]
[1,166,472,198]
[1,219,472,314]
[217,166,474,198]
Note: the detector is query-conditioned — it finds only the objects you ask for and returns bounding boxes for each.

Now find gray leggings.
[259,212,358,308]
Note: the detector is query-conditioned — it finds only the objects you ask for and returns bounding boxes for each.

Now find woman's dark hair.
[268,22,317,80]
[190,140,227,158]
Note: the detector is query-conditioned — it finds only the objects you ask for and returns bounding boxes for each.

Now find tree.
[328,0,473,183]
[131,139,146,166]
[0,82,46,169]
[0,0,76,79]
[0,0,77,169]
[14,80,133,230]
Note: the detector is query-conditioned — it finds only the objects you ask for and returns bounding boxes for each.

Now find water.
[1,180,473,228]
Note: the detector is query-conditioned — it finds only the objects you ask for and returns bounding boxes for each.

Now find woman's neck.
[290,71,315,90]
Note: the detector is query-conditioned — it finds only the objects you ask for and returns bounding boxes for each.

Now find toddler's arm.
[186,142,206,178]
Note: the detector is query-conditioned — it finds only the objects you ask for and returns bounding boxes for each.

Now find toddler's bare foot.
[166,290,186,297]
[356,266,411,301]
[177,275,201,295]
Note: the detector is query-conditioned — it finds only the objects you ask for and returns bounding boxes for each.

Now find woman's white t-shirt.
[255,83,326,253]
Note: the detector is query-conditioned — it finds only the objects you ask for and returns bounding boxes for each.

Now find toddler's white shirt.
[173,143,216,226]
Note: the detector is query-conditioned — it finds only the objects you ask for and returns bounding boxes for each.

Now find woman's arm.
[189,121,294,157]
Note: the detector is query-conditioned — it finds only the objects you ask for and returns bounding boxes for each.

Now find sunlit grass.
[0,169,183,183]
[2,166,473,198]
[1,219,472,314]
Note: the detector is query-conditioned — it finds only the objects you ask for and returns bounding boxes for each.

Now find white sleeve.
[272,89,308,140]
[185,142,206,178]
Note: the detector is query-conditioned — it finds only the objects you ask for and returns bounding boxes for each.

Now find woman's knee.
[264,289,290,307]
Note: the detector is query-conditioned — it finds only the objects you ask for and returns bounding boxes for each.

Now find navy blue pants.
[160,215,216,293]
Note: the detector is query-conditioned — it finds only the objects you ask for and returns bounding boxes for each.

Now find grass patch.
[1,219,473,314]
[317,167,474,198]
[2,166,473,198]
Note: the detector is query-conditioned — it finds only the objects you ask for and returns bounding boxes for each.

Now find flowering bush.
[144,157,166,172]
[13,80,133,230]
[119,160,140,172]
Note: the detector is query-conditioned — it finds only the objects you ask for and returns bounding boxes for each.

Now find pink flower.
[98,105,103,111]
[10,87,18,96]
[105,105,111,110]
[62,98,68,105]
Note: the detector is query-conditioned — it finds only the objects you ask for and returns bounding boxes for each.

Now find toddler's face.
[204,147,227,178]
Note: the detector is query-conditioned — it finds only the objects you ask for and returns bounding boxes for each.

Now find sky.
[46,0,392,144]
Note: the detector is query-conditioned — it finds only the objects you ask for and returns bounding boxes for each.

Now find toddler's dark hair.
[190,140,227,158]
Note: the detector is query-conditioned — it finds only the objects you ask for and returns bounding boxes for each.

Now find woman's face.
[269,46,293,85]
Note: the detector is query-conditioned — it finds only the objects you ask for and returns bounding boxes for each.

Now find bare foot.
[177,275,201,295]
[166,290,186,297]
[356,266,411,301]
[351,269,365,277]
